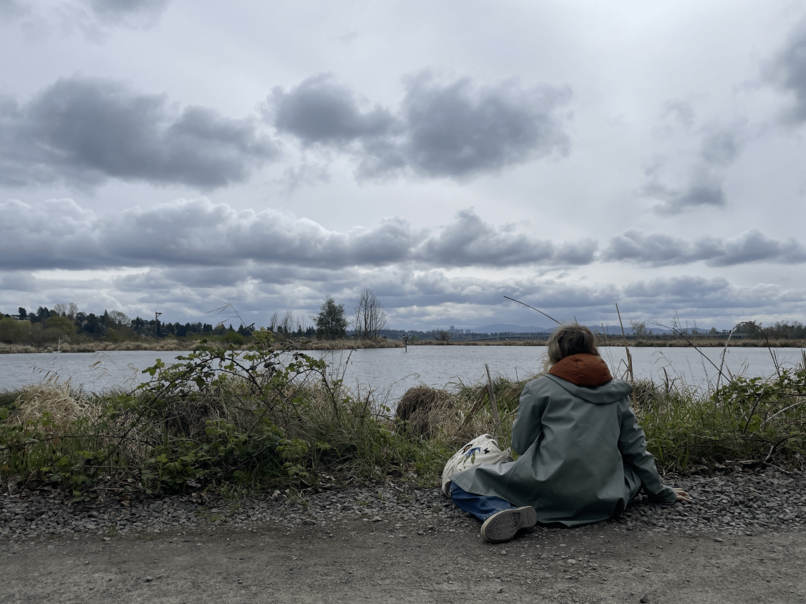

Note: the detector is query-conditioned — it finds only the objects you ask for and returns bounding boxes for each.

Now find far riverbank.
[3,337,805,354]
[410,337,806,348]
[0,338,404,354]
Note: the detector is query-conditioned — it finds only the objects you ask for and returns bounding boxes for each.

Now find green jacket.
[451,355,676,526]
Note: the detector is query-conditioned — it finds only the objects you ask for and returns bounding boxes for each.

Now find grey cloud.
[0,271,38,293]
[700,126,744,166]
[271,74,572,180]
[415,209,594,267]
[0,198,102,269]
[276,162,330,195]
[272,74,398,145]
[96,200,417,269]
[664,179,726,213]
[0,200,598,271]
[389,75,571,178]
[644,121,748,214]
[86,0,171,26]
[0,76,277,188]
[6,199,804,274]
[4,265,803,331]
[768,19,806,122]
[642,176,727,215]
[0,0,26,18]
[0,198,420,270]
[554,240,599,265]
[603,229,806,266]
[661,101,695,128]
[623,276,729,301]
[603,230,688,265]
[0,1,171,34]
[707,229,806,266]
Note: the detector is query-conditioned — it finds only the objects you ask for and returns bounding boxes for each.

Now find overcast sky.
[2,0,805,331]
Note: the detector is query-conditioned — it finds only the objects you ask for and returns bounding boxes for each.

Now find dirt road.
[2,514,803,603]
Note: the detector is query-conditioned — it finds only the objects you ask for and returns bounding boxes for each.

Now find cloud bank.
[0,199,596,271]
[603,229,806,267]
[3,198,803,274]
[2,263,802,331]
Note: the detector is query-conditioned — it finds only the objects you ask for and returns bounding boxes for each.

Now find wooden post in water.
[485,363,502,439]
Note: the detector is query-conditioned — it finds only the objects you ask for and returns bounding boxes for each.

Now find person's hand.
[673,488,692,503]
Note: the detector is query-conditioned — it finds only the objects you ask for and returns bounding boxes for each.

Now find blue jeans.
[450,483,516,521]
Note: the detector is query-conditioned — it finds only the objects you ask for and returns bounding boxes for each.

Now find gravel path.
[2,467,805,542]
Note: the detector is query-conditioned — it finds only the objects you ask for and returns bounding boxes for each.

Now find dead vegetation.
[297,339,403,350]
[9,381,100,432]
[394,386,453,438]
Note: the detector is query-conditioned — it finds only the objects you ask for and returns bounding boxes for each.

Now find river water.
[1,346,804,401]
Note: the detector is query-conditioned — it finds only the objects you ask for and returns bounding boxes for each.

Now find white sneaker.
[480,506,538,543]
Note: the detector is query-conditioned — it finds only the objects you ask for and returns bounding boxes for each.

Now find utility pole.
[155,310,162,338]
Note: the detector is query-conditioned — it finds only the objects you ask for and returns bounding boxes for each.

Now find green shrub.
[3,342,804,500]
[221,331,246,346]
[635,368,806,471]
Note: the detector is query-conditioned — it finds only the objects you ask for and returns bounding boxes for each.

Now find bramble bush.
[1,334,451,499]
[4,336,805,500]
[632,367,806,471]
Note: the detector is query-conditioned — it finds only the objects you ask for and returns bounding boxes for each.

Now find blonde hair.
[543,324,599,372]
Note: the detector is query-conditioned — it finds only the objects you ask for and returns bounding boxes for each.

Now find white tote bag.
[441,434,512,497]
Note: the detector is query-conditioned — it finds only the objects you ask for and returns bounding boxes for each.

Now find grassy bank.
[3,337,803,354]
[0,339,194,354]
[1,339,805,502]
[0,337,403,355]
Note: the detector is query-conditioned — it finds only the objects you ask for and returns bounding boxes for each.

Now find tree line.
[0,288,389,347]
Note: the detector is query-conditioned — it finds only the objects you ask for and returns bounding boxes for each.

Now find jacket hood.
[546,353,632,404]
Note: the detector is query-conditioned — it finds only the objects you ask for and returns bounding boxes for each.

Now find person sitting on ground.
[449,323,692,543]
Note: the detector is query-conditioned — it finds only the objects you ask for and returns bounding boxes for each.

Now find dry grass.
[58,339,192,353]
[411,340,548,346]
[1,338,406,354]
[635,338,806,348]
[391,375,537,447]
[10,380,100,431]
[0,343,40,354]
[296,338,403,350]
[0,339,196,354]
[395,385,453,438]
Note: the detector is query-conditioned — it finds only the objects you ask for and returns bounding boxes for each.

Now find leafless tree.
[53,302,79,319]
[629,320,647,337]
[354,288,387,340]
[281,311,296,335]
[108,310,131,327]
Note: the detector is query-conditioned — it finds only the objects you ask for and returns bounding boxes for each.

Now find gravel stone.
[1,467,804,542]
